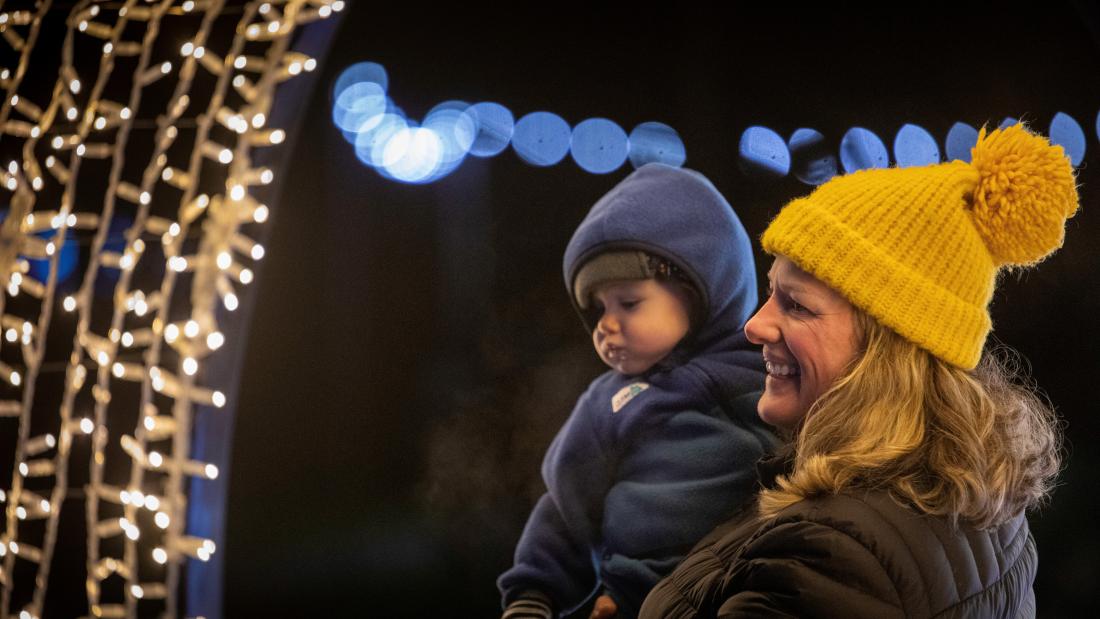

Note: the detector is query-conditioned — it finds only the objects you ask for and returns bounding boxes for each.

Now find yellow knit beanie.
[761,124,1079,369]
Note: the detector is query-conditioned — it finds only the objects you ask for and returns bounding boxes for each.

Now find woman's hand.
[588,594,618,619]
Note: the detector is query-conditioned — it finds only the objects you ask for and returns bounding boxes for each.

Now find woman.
[639,124,1078,618]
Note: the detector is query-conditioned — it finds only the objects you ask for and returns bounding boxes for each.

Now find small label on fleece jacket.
[611,382,650,413]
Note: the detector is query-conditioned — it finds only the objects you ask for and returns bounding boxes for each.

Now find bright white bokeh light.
[355,114,409,168]
[380,127,444,183]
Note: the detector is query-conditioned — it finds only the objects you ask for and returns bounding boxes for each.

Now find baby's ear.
[675,282,705,330]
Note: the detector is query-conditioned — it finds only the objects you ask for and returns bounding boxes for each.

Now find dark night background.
[222,3,1100,617]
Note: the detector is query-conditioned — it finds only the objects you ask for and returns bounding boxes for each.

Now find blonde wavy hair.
[758,310,1063,530]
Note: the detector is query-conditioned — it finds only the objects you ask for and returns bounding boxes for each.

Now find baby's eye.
[620,299,640,309]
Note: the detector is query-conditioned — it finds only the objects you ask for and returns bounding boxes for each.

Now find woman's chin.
[757,396,804,430]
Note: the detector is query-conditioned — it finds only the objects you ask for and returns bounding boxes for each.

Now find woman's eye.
[621,300,639,309]
[787,299,809,313]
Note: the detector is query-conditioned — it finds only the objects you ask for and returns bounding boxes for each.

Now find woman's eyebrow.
[782,281,809,295]
[769,275,809,296]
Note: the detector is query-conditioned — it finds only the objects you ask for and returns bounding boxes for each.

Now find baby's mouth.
[606,346,629,362]
[765,361,800,378]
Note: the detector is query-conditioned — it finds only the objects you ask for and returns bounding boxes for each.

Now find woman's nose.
[745,300,779,345]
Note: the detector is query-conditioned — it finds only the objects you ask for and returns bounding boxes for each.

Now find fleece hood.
[563,163,757,352]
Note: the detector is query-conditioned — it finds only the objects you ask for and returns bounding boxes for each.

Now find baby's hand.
[588,594,618,619]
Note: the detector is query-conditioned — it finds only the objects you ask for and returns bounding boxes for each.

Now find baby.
[498,164,779,618]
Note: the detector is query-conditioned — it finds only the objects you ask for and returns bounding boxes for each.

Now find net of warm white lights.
[0,1,341,617]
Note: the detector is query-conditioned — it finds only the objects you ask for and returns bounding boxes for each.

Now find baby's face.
[590,279,691,376]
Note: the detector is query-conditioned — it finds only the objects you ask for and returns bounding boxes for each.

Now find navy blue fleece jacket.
[498,164,780,618]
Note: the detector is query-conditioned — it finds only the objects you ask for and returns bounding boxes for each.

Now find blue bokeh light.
[788,128,836,185]
[419,101,479,182]
[570,118,629,174]
[94,215,131,294]
[28,230,79,284]
[332,82,388,133]
[337,95,403,146]
[627,122,686,168]
[999,117,1019,129]
[512,111,572,167]
[424,101,477,162]
[839,127,889,173]
[893,124,940,168]
[333,61,388,101]
[468,102,514,158]
[1049,112,1085,166]
[330,61,692,182]
[738,126,790,177]
[0,211,79,285]
[945,122,979,162]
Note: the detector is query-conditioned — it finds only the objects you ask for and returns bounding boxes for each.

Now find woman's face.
[745,256,861,430]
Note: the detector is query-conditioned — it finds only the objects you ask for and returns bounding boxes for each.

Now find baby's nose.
[597,314,619,333]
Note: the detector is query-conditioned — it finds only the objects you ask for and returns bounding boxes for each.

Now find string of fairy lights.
[0,1,342,617]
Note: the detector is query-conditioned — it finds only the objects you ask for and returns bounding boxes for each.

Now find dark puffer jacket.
[640,452,1037,618]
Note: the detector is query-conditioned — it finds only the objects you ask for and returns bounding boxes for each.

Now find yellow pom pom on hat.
[761,124,1079,369]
